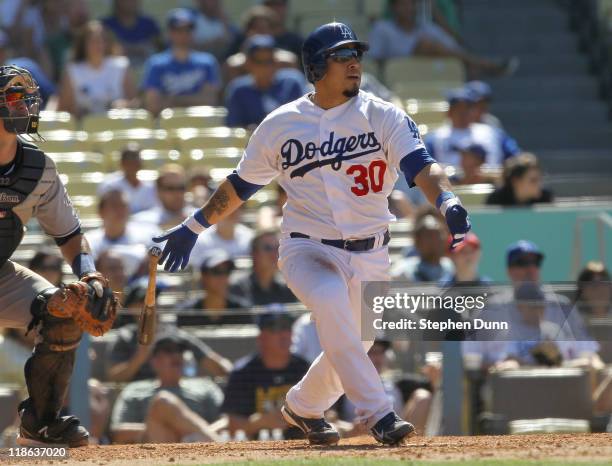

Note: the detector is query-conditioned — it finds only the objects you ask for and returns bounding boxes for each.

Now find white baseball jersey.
[236,90,429,239]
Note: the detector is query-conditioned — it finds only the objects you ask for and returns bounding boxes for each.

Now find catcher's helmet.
[0,65,41,136]
[302,22,369,84]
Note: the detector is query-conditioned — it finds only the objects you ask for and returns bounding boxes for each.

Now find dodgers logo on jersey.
[281,131,382,178]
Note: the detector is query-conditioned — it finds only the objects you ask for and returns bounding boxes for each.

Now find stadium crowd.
[0,0,611,446]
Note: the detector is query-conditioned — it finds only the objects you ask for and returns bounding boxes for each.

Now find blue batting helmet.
[302,22,369,84]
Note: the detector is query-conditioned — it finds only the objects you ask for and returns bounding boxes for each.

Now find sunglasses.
[327,48,363,63]
[207,266,232,276]
[257,243,278,253]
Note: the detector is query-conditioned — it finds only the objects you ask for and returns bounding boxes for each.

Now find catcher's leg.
[18,288,90,447]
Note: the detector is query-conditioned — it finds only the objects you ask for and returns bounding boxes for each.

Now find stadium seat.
[296,13,370,38]
[186,147,243,169]
[36,130,93,153]
[383,58,464,99]
[90,128,173,154]
[70,195,98,219]
[60,172,105,196]
[81,109,155,133]
[47,151,105,174]
[489,368,593,425]
[171,127,250,152]
[39,111,76,132]
[223,0,258,24]
[404,99,449,126]
[363,0,386,17]
[159,106,228,130]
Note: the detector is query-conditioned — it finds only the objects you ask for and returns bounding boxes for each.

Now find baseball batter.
[0,65,117,447]
[155,22,470,446]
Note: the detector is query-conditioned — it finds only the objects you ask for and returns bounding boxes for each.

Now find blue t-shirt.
[141,49,220,96]
[102,15,160,44]
[224,69,306,128]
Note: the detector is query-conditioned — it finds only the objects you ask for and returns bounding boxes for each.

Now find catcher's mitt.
[47,272,118,336]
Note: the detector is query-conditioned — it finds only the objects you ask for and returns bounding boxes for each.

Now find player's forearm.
[200,179,244,225]
[414,162,454,207]
[59,234,96,278]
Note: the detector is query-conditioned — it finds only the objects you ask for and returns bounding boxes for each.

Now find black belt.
[289,230,390,252]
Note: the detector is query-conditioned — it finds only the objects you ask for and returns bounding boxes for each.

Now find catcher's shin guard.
[20,288,86,443]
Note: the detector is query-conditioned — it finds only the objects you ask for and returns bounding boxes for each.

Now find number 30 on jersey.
[346,160,387,196]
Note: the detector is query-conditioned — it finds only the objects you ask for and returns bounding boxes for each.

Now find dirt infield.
[2,433,611,465]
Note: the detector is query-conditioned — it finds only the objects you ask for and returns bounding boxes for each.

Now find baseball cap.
[244,34,276,56]
[465,81,492,101]
[256,303,294,331]
[200,250,235,273]
[445,88,476,105]
[451,141,487,161]
[506,240,544,267]
[414,214,443,233]
[167,8,195,29]
[448,231,480,253]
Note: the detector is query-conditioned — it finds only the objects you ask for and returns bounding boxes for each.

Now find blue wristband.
[436,191,455,209]
[194,209,211,228]
[71,253,96,278]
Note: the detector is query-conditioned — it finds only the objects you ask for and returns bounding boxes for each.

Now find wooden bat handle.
[138,247,161,345]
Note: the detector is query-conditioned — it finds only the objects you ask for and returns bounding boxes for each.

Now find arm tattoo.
[203,186,230,219]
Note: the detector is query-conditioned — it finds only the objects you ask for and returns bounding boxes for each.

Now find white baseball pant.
[279,234,392,428]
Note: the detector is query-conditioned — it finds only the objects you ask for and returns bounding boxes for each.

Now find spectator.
[489,241,600,356]
[110,333,223,444]
[440,232,490,285]
[486,153,553,207]
[222,307,309,439]
[40,0,72,82]
[261,0,303,59]
[449,141,499,186]
[424,88,520,168]
[133,164,193,229]
[391,212,454,282]
[502,283,584,367]
[191,207,255,268]
[178,251,250,327]
[188,166,214,207]
[191,0,239,59]
[141,8,221,116]
[57,20,137,117]
[256,183,286,229]
[229,229,296,306]
[0,0,47,66]
[0,29,56,107]
[464,80,502,128]
[368,0,516,77]
[86,189,156,264]
[225,34,305,129]
[108,284,231,382]
[223,5,298,83]
[28,249,63,287]
[97,143,158,214]
[575,261,611,318]
[291,312,320,364]
[101,0,162,66]
[0,328,36,386]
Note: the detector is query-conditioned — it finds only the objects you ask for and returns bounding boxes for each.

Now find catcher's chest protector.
[0,142,45,267]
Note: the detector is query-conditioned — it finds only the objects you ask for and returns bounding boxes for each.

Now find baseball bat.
[138,246,161,345]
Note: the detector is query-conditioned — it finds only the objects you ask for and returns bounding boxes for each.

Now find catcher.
[0,65,117,447]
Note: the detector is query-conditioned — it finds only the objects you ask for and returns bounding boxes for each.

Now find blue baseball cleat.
[370,412,415,446]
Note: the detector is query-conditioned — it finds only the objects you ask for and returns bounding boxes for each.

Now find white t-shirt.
[97,172,158,214]
[190,223,255,269]
[236,90,429,239]
[67,56,129,115]
[425,123,513,168]
[368,19,459,60]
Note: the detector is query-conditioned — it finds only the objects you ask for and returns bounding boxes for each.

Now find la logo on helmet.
[339,25,353,39]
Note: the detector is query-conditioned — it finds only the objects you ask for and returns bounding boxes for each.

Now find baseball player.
[154,22,470,446]
[0,65,117,447]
